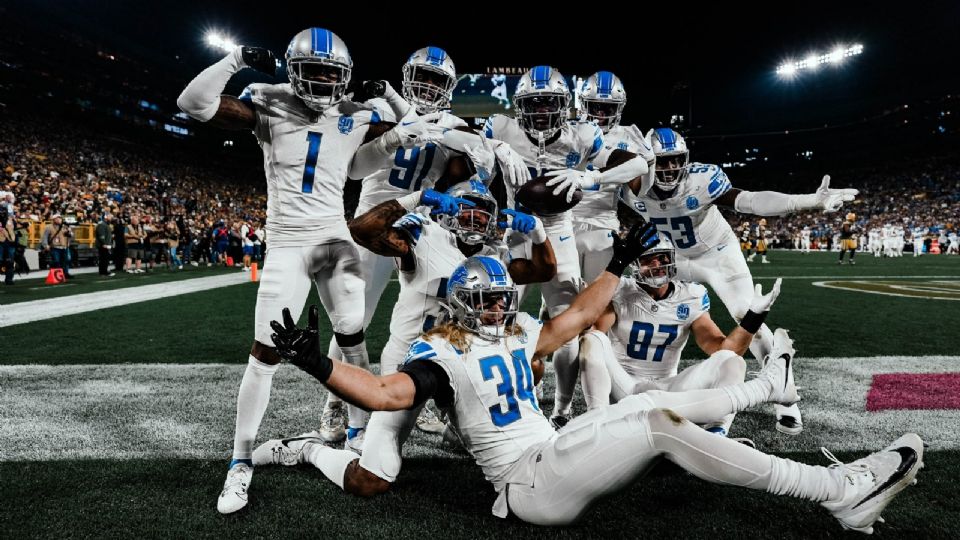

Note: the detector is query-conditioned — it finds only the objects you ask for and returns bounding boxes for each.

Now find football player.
[838,213,858,264]
[255,180,555,496]
[484,66,650,428]
[911,224,926,257]
[264,223,922,534]
[740,221,754,255]
[800,225,812,253]
[747,218,770,264]
[177,28,444,514]
[574,71,656,283]
[579,233,783,439]
[621,128,858,435]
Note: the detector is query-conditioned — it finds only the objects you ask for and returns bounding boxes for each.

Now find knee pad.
[579,330,614,369]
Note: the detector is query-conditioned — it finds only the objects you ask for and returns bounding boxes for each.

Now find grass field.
[2,251,959,538]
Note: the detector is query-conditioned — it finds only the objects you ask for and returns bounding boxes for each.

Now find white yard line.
[0,273,250,327]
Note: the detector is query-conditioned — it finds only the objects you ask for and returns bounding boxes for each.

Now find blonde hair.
[423,320,524,354]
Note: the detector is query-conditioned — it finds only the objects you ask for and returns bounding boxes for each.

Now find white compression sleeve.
[349,138,397,179]
[734,190,818,216]
[176,48,246,122]
[597,154,649,186]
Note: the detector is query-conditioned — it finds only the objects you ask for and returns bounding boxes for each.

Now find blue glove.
[421,188,475,216]
[500,209,536,233]
[392,213,428,245]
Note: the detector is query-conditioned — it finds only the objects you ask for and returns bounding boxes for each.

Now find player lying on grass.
[579,231,784,440]
[265,222,923,534]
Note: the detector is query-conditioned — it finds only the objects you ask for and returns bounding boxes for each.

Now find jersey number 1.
[301,131,323,194]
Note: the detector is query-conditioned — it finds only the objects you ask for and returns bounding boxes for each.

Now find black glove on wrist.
[606,221,660,277]
[242,46,277,76]
[270,305,333,382]
[346,80,388,103]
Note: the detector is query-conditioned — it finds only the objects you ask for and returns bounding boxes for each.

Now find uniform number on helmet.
[626,322,679,362]
[650,217,696,248]
[479,349,538,427]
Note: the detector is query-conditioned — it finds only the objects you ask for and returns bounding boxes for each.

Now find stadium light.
[776,43,863,77]
[204,31,237,53]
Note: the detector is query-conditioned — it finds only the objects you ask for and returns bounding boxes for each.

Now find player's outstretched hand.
[749,277,782,313]
[270,305,334,382]
[421,188,474,216]
[494,143,530,187]
[464,137,497,182]
[814,175,858,212]
[241,47,277,76]
[544,168,602,203]
[391,113,446,149]
[499,209,546,243]
[606,222,659,277]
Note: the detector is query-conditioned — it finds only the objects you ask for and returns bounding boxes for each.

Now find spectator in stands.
[124,214,146,273]
[240,220,255,272]
[95,212,115,277]
[1,207,15,284]
[166,219,182,270]
[41,213,72,279]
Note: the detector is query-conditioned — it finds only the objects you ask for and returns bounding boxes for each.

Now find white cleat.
[252,431,321,467]
[759,329,799,406]
[415,403,447,434]
[344,427,365,455]
[217,462,253,514]
[821,433,924,534]
[318,401,346,443]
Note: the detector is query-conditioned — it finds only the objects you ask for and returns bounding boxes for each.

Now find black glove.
[347,80,388,103]
[270,305,333,382]
[606,222,660,277]
[242,46,277,77]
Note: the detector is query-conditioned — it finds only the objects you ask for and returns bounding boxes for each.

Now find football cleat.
[217,462,253,514]
[758,329,799,406]
[318,400,346,443]
[776,412,804,436]
[549,412,572,431]
[345,426,365,454]
[821,433,924,534]
[252,431,321,467]
[415,403,447,434]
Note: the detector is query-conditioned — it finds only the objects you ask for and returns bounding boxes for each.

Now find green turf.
[3,252,957,364]
[0,451,954,539]
[0,265,236,304]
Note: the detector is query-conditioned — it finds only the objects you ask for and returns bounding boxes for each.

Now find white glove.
[749,278,782,312]
[494,143,531,187]
[544,168,603,202]
[381,112,446,151]
[464,137,497,182]
[813,175,858,212]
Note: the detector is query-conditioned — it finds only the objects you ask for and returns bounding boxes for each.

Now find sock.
[339,343,371,429]
[231,355,279,460]
[324,338,343,406]
[552,338,580,416]
[302,442,359,490]
[579,332,613,410]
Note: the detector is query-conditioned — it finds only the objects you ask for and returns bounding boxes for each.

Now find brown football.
[515,175,583,215]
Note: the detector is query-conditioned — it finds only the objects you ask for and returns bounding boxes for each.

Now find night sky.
[9,1,960,134]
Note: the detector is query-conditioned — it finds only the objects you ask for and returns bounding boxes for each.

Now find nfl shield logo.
[686,196,699,210]
[677,304,690,320]
[566,152,581,167]
[338,116,354,134]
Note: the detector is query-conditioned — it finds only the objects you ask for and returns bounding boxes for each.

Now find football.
[515,175,583,215]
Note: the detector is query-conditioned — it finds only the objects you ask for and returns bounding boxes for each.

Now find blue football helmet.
[648,128,690,190]
[580,71,626,133]
[445,256,518,339]
[285,28,352,111]
[436,180,498,246]
[402,46,457,114]
[513,65,571,139]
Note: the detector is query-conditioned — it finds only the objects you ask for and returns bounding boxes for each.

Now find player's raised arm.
[715,174,859,215]
[545,148,651,203]
[500,209,557,284]
[692,279,783,356]
[349,115,447,178]
[177,47,276,130]
[535,222,659,359]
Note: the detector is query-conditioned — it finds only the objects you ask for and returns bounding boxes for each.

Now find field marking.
[0,273,250,327]
[1,356,958,461]
[27,284,77,291]
[753,275,959,279]
[812,280,960,301]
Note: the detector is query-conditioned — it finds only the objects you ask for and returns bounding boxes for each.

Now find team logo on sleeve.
[403,340,437,364]
[617,141,629,151]
[677,304,690,320]
[701,291,711,310]
[565,152,581,167]
[686,196,700,210]
[338,116,354,134]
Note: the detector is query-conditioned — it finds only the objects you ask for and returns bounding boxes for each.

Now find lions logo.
[686,196,700,210]
[565,152,581,168]
[338,116,354,134]
[676,303,690,321]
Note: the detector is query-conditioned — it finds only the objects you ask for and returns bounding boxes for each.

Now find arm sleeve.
[733,190,818,216]
[398,360,454,408]
[176,48,247,122]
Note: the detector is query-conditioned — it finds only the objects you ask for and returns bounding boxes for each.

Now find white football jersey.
[483,116,603,234]
[801,228,811,240]
[404,312,554,487]
[390,218,510,343]
[622,163,735,256]
[356,102,469,214]
[240,83,381,247]
[573,124,654,231]
[608,278,711,380]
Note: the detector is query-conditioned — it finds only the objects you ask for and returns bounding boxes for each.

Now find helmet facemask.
[448,286,518,340]
[632,250,677,289]
[514,93,569,139]
[583,98,625,133]
[438,194,498,246]
[402,64,455,114]
[654,152,689,191]
[287,59,351,111]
